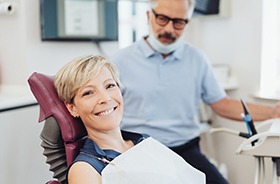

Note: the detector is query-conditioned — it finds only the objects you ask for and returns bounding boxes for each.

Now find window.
[260,0,280,99]
[118,0,149,48]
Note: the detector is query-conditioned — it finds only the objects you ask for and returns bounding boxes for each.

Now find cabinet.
[0,105,52,184]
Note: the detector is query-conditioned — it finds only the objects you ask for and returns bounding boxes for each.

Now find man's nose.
[163,20,175,33]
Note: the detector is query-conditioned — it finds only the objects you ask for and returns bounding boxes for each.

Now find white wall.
[0,0,278,184]
[187,0,263,100]
[0,0,108,85]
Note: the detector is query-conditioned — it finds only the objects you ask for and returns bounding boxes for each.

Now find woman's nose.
[98,91,112,104]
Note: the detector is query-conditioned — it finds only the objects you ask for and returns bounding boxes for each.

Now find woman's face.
[66,66,123,132]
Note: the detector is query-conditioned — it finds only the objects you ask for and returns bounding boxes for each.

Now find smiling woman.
[53,55,144,183]
[54,55,124,133]
[65,65,123,133]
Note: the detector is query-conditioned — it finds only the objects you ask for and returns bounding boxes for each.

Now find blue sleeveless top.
[69,130,148,175]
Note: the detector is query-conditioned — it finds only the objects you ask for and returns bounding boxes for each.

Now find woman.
[54,55,148,184]
[54,55,205,184]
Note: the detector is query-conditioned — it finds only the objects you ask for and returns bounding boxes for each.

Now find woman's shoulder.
[68,161,101,183]
[71,138,109,174]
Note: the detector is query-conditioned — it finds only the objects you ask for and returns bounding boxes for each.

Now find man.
[110,0,280,183]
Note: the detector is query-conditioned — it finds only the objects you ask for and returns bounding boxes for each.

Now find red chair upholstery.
[46,181,62,184]
[28,72,87,184]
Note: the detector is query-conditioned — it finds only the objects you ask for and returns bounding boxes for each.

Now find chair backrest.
[28,72,87,184]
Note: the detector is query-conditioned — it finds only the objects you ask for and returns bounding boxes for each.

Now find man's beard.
[147,27,184,54]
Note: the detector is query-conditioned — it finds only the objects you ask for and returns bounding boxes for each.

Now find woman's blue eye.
[107,83,116,89]
[82,91,93,96]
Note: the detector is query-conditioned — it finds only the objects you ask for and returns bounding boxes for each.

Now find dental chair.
[28,72,87,184]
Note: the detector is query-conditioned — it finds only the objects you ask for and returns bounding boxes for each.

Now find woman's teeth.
[97,108,114,116]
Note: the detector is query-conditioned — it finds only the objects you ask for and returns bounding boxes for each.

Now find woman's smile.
[95,106,117,116]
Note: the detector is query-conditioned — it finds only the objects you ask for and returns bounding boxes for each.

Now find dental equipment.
[210,100,280,184]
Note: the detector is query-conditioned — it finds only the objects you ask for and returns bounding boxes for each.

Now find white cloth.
[102,137,205,184]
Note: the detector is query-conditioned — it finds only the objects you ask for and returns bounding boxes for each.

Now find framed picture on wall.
[40,0,118,41]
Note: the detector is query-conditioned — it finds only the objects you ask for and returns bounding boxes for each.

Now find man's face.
[147,0,190,45]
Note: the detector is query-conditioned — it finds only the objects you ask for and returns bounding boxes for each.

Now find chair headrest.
[28,72,86,143]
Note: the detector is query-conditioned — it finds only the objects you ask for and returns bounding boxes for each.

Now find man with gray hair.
[110,0,280,183]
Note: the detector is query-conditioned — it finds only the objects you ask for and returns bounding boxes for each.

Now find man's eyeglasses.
[152,9,189,30]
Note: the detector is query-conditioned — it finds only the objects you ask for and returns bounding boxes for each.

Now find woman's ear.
[64,101,79,118]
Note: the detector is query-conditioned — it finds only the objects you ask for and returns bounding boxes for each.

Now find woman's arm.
[68,162,102,184]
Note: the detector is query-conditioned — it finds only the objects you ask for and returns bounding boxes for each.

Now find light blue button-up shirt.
[110,37,226,147]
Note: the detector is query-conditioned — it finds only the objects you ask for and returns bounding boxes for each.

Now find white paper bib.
[101,137,205,184]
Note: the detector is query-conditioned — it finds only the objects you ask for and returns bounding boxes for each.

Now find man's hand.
[272,102,280,118]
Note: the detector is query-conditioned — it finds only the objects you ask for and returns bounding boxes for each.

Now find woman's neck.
[88,129,134,153]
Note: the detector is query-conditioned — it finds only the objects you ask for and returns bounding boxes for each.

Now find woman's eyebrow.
[104,78,115,83]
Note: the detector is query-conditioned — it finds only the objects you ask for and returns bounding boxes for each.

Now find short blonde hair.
[54,55,120,103]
